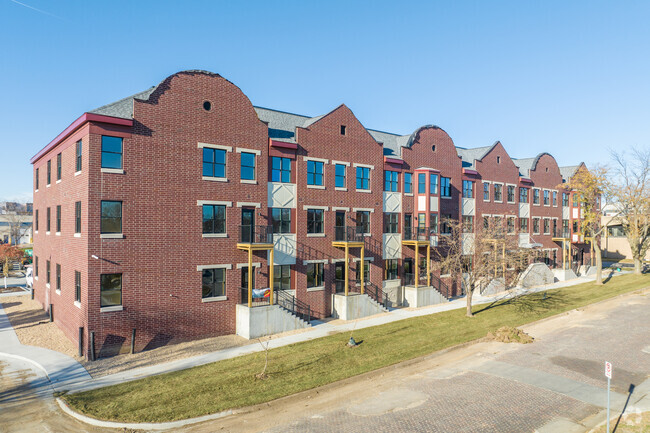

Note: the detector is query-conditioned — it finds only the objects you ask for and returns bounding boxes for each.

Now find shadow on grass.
[473,290,570,316]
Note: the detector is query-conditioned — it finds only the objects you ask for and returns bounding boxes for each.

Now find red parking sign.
[605,361,612,379]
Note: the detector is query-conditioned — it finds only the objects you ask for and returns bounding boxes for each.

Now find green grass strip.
[63,273,649,423]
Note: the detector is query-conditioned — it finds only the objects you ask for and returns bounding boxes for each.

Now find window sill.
[202,176,229,182]
[494,200,503,204]
[56,179,61,184]
[335,187,347,191]
[35,189,39,193]
[240,179,258,184]
[507,201,515,204]
[533,203,540,206]
[34,276,38,281]
[74,171,82,177]
[46,231,50,235]
[404,193,413,196]
[202,233,228,238]
[363,233,371,237]
[55,289,61,295]
[202,296,227,303]
[440,274,451,278]
[101,168,125,174]
[46,184,51,188]
[34,231,38,235]
[100,305,123,313]
[74,301,81,309]
[101,233,124,239]
[55,232,61,236]
[307,233,326,238]
[307,286,325,292]
[74,233,81,238]
[46,283,50,289]
[356,189,372,194]
[441,196,452,199]
[307,185,325,190]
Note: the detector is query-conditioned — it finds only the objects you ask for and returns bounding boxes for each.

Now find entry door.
[334,262,345,292]
[241,267,255,289]
[335,211,346,240]
[241,208,255,242]
[404,258,414,285]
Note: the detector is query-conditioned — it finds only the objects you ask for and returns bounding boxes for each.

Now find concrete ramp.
[236,304,310,339]
[332,293,388,321]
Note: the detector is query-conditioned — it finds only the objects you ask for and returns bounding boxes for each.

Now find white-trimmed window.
[307,263,324,288]
[533,189,540,205]
[202,204,226,234]
[533,218,540,234]
[543,190,550,206]
[307,209,324,234]
[507,185,515,203]
[307,160,324,186]
[240,152,256,181]
[494,183,503,202]
[483,182,490,201]
[356,166,370,190]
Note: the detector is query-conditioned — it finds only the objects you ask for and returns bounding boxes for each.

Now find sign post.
[605,361,612,432]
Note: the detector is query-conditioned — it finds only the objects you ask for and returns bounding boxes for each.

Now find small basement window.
[203,101,212,111]
[340,125,346,135]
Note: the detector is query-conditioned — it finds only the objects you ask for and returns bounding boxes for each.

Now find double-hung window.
[483,182,490,201]
[533,218,540,234]
[507,185,515,203]
[202,204,226,234]
[385,259,398,280]
[274,265,291,291]
[35,210,39,232]
[430,214,438,233]
[75,140,82,172]
[101,136,123,169]
[533,189,540,205]
[240,152,256,181]
[356,167,370,190]
[46,207,51,232]
[335,164,346,188]
[562,193,569,207]
[543,190,550,206]
[520,218,529,232]
[543,218,550,234]
[75,271,81,302]
[463,180,473,198]
[100,273,122,307]
[418,173,426,193]
[56,153,62,181]
[35,168,39,190]
[552,191,558,206]
[462,216,474,233]
[47,160,51,185]
[356,211,370,234]
[56,205,61,233]
[271,208,291,234]
[203,148,226,178]
[202,268,225,299]
[494,184,503,202]
[356,259,371,283]
[271,157,291,183]
[520,187,529,203]
[75,201,81,234]
[404,172,412,194]
[100,201,122,234]
[46,260,50,285]
[307,160,323,186]
[384,213,398,233]
[56,264,61,292]
[384,171,398,192]
[307,209,323,234]
[431,174,440,195]
[441,214,453,234]
[306,263,324,288]
[507,217,516,234]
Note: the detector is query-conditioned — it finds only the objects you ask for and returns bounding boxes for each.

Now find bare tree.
[560,166,609,284]
[5,212,31,245]
[609,148,650,274]
[433,217,523,317]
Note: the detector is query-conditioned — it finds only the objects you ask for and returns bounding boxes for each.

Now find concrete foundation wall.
[519,263,555,288]
[553,269,577,281]
[403,285,447,308]
[332,293,387,321]
[382,279,403,308]
[236,304,310,339]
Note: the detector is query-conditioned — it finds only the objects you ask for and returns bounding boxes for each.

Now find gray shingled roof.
[368,130,410,157]
[88,87,156,119]
[455,145,493,169]
[512,157,536,177]
[559,165,580,182]
[254,107,310,143]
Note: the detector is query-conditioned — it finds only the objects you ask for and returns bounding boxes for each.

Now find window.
[35,256,38,277]
[440,176,450,197]
[507,217,515,234]
[563,219,570,236]
[608,224,625,237]
[307,209,324,234]
[56,264,61,291]
[274,265,291,291]
[483,182,490,201]
[340,125,347,135]
[272,208,291,234]
[520,218,529,232]
[100,201,122,234]
[552,191,558,206]
[533,189,540,205]
[507,185,515,203]
[75,201,81,234]
[430,214,438,233]
[202,268,225,298]
[356,211,370,234]
[404,172,412,194]
[335,164,346,188]
[101,136,123,169]
[35,210,39,232]
[431,174,440,195]
[56,153,62,181]
[35,168,39,190]
[494,184,503,202]
[307,160,324,186]
[543,190,550,206]
[356,259,370,283]
[385,259,398,280]
[384,213,398,233]
[573,220,579,233]
[241,152,256,181]
[441,214,453,234]
[384,171,398,192]
[100,274,122,307]
[306,263,324,288]
[533,218,540,234]
[520,187,529,203]
[46,260,50,284]
[418,173,426,193]
[462,180,474,198]
[203,148,226,178]
[47,160,51,185]
[56,205,61,233]
[75,271,81,302]
[543,218,550,234]
[418,213,426,229]
[562,193,569,207]
[462,216,474,233]
[46,207,51,232]
[202,204,226,234]
[483,215,490,229]
[497,156,501,164]
[552,219,557,236]
[356,166,370,190]
[76,140,82,172]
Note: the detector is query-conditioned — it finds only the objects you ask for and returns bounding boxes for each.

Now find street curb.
[0,351,51,382]
[56,397,233,430]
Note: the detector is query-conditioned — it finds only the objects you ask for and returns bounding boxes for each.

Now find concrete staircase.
[332,293,388,321]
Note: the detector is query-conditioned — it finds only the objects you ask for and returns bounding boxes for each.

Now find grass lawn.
[63,273,650,423]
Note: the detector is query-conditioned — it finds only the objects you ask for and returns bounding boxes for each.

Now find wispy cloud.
[8,0,65,21]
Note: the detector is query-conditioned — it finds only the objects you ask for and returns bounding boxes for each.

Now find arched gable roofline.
[137,70,239,106]
[406,124,460,158]
[530,152,559,172]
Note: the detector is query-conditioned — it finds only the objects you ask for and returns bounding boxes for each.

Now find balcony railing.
[240,287,312,323]
[403,272,428,286]
[403,226,434,241]
[239,225,273,244]
[334,279,346,293]
[334,226,365,242]
[240,287,273,306]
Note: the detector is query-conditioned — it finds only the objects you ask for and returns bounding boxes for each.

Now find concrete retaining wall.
[382,280,403,308]
[403,286,447,308]
[553,269,578,281]
[236,304,310,339]
[332,294,387,321]
[518,263,555,288]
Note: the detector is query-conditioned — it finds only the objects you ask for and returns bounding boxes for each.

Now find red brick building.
[31,70,590,358]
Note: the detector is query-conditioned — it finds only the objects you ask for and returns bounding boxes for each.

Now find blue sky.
[1,0,649,202]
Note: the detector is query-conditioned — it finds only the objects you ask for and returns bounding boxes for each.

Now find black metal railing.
[239,225,273,244]
[363,281,388,307]
[276,289,312,323]
[240,287,273,306]
[403,272,415,286]
[403,272,427,286]
[334,226,365,242]
[403,226,433,241]
[430,273,453,299]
